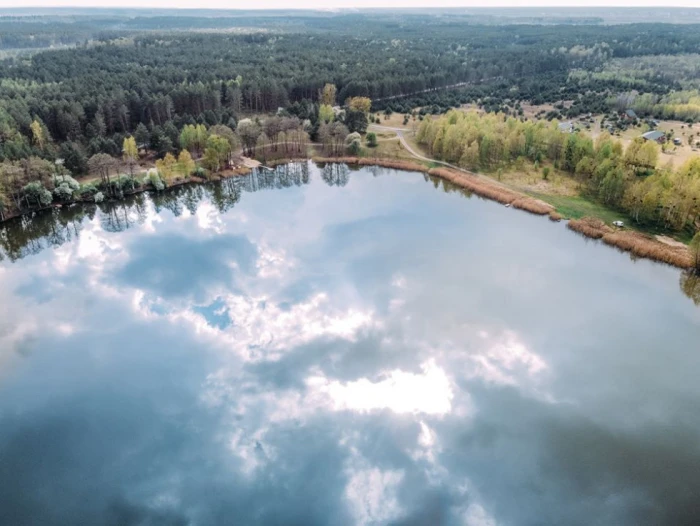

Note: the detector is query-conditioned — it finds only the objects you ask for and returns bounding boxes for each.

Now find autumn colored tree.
[347,97,371,114]
[156,152,177,180]
[177,150,196,176]
[320,83,337,106]
[30,120,46,149]
[122,136,139,176]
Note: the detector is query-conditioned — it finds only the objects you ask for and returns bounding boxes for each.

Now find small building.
[641,130,666,144]
[558,122,574,133]
[623,109,638,120]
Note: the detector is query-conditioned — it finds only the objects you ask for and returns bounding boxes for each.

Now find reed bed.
[428,168,553,216]
[567,217,610,239]
[568,217,692,269]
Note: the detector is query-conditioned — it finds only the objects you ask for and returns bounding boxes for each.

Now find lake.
[1,162,699,526]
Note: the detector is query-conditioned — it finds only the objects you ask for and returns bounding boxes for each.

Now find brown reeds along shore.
[568,217,693,269]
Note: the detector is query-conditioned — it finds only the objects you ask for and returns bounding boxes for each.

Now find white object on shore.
[613,220,624,227]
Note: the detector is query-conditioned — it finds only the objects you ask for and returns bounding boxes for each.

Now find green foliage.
[22,181,53,209]
[345,132,362,155]
[202,134,231,173]
[344,109,368,134]
[53,183,74,201]
[366,132,378,148]
[145,169,166,191]
[53,172,82,201]
[319,104,335,124]
[79,182,99,198]
[691,232,700,272]
[420,110,700,232]
[180,124,209,155]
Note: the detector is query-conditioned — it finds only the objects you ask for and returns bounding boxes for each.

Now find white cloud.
[310,359,456,416]
[467,330,548,389]
[463,502,498,526]
[345,462,404,526]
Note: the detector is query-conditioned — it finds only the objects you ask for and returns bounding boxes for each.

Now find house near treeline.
[622,109,638,120]
[641,130,666,144]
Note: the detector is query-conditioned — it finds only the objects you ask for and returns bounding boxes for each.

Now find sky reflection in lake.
[1,162,699,526]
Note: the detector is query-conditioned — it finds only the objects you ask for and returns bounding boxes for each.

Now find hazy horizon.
[1,1,699,11]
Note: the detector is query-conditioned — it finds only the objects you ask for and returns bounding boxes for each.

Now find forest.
[1,8,700,244]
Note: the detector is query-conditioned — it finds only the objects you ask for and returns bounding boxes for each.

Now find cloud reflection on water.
[1,163,700,525]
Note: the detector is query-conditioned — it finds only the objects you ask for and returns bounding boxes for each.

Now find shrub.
[366,132,378,148]
[53,173,80,192]
[53,183,75,201]
[22,182,53,208]
[144,169,165,191]
[94,192,104,203]
[118,174,139,193]
[79,183,99,198]
[345,132,362,155]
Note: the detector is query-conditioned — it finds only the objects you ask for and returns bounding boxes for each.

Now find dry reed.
[568,217,692,269]
[428,167,553,216]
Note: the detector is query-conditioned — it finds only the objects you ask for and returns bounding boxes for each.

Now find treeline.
[622,90,700,123]
[417,111,700,233]
[0,110,326,221]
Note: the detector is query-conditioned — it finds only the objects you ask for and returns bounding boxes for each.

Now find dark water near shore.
[1,162,699,526]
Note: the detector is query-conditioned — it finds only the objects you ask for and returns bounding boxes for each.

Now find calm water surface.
[1,162,699,526]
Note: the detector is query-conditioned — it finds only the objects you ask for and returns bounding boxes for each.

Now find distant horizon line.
[2,4,700,10]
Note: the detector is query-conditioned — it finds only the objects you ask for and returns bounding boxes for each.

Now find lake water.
[1,162,699,526]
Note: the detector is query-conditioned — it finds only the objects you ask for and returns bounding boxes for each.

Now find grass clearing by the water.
[530,193,627,223]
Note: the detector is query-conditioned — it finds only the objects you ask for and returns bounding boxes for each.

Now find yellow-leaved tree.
[122,136,139,176]
[347,97,371,114]
[156,153,177,181]
[178,150,195,177]
[320,83,337,106]
[30,120,45,149]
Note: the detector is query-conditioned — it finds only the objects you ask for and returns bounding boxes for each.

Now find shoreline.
[314,156,694,270]
[1,156,694,270]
